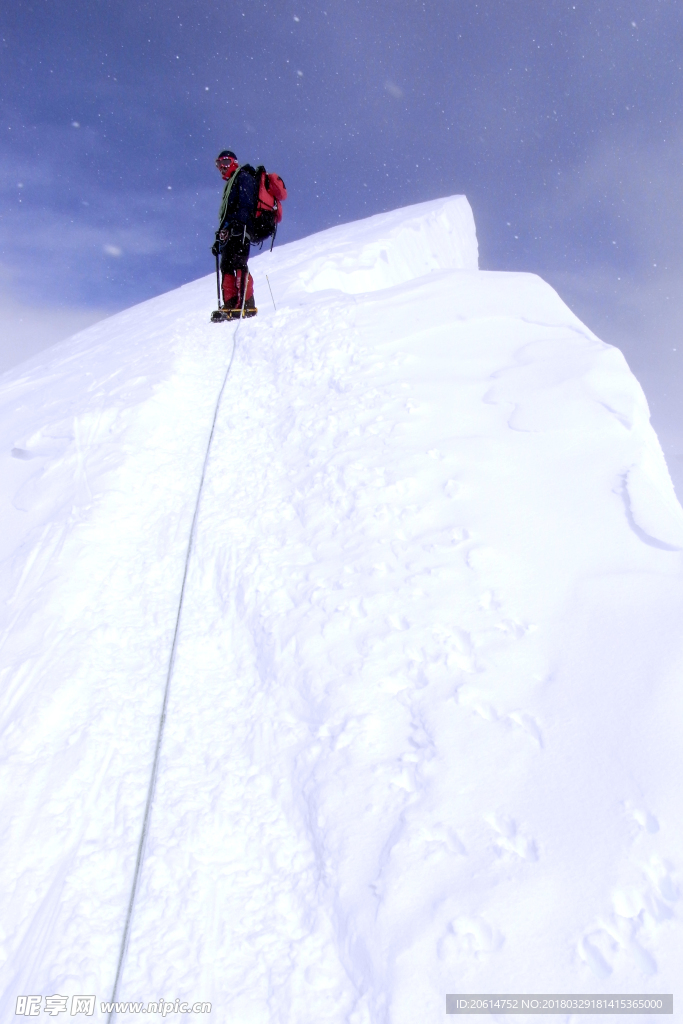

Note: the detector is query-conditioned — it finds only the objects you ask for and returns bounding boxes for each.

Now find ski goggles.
[216,155,238,173]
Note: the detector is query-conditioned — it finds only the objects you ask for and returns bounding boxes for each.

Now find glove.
[212,228,230,257]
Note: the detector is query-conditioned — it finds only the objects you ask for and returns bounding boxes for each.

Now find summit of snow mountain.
[0,196,681,1018]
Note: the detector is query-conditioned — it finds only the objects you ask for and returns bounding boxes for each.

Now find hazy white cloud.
[527,126,683,499]
[531,124,683,354]
[384,81,403,99]
[0,274,110,375]
[535,124,683,266]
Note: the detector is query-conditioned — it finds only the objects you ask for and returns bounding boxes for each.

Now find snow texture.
[0,195,681,1022]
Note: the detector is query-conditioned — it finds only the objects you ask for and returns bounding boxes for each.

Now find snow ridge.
[0,197,681,1021]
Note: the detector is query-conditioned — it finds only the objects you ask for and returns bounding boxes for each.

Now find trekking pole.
[239,268,249,319]
[266,274,277,312]
[215,251,221,309]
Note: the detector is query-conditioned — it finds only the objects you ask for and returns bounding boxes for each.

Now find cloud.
[384,81,403,99]
[528,123,683,360]
[0,171,219,308]
[0,273,110,375]
[525,126,683,500]
[533,124,683,270]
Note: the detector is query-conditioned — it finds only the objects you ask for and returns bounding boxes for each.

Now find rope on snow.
[107,318,241,1022]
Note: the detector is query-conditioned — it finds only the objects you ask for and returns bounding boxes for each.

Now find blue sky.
[2,0,683,483]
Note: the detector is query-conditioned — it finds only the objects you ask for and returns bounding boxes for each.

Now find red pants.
[222,269,254,306]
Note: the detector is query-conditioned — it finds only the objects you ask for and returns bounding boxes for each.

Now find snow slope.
[0,195,681,1022]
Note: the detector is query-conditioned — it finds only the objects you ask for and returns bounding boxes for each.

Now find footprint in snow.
[464,701,544,748]
[486,813,539,862]
[623,800,660,835]
[579,925,658,979]
[506,710,544,747]
[437,914,504,961]
[580,855,678,980]
[579,930,615,979]
[478,589,501,611]
[444,479,462,498]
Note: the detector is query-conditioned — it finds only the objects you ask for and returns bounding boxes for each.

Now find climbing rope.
[107,319,241,1021]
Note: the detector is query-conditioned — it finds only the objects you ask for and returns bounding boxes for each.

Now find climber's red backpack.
[256,171,287,228]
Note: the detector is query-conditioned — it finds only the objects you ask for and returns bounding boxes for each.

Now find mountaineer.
[210,151,287,321]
